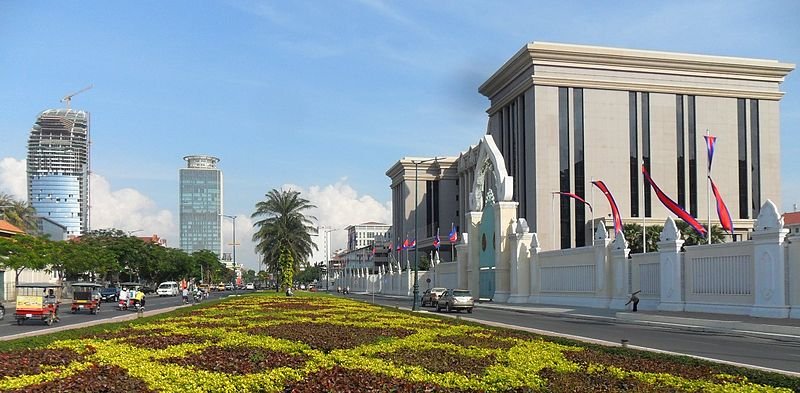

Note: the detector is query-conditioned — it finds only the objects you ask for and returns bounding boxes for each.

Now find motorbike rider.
[118,287,129,309]
[134,289,145,309]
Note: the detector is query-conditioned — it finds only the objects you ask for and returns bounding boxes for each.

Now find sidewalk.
[352,292,800,342]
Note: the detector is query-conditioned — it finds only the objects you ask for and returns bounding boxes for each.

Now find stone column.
[750,200,790,318]
[493,201,519,303]
[608,231,631,310]
[466,211,483,296]
[527,233,541,303]
[657,217,685,312]
[593,225,612,306]
[508,218,533,303]
[455,234,470,289]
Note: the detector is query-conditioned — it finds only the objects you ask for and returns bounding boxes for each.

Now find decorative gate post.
[657,217,685,311]
[456,233,470,289]
[594,225,612,306]
[493,201,519,303]
[527,233,542,304]
[508,218,533,303]
[750,200,790,318]
[609,232,631,309]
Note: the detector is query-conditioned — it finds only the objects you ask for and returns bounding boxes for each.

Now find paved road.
[0,291,232,337]
[344,293,800,374]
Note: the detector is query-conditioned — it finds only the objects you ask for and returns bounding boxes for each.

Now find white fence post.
[750,200,790,318]
[527,233,541,304]
[508,219,533,303]
[658,217,686,311]
[594,225,612,306]
[609,231,631,309]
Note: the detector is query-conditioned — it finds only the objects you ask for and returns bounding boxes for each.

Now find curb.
[0,304,193,342]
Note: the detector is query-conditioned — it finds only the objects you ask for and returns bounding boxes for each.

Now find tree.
[622,223,663,254]
[295,264,321,283]
[677,222,726,247]
[0,235,53,286]
[0,194,38,233]
[278,245,294,290]
[193,250,225,284]
[251,189,318,274]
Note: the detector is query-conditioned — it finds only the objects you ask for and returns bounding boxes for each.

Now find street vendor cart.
[14,282,61,326]
[70,282,102,315]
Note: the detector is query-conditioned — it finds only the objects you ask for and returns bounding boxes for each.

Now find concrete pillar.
[493,201,519,303]
[609,231,631,310]
[750,200,790,318]
[527,233,541,304]
[508,218,533,303]
[466,211,483,296]
[788,238,800,319]
[657,217,686,312]
[455,234,469,289]
[593,224,612,306]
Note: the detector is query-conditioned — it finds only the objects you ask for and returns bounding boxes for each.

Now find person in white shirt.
[119,287,129,307]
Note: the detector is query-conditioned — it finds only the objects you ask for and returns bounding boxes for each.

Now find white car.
[156,281,179,296]
[245,283,255,290]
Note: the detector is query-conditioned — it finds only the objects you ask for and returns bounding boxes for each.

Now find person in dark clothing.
[625,290,641,312]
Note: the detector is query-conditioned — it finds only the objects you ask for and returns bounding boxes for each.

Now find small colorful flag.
[409,239,416,249]
[433,228,441,249]
[642,165,706,237]
[448,224,458,243]
[709,177,734,234]
[591,180,623,234]
[402,238,410,250]
[704,134,717,171]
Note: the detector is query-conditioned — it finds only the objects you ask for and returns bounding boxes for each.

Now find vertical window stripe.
[750,100,760,218]
[629,92,639,218]
[676,95,685,207]
[558,87,571,249]
[642,93,651,217]
[688,96,698,217]
[737,98,749,219]
[573,88,585,247]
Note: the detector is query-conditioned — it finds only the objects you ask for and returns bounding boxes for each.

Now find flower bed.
[0,293,796,392]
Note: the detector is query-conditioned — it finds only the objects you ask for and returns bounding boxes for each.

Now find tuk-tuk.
[15,282,61,326]
[70,282,102,314]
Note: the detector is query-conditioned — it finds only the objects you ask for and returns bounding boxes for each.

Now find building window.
[738,98,749,219]
[688,96,698,217]
[750,100,760,218]
[642,93,651,218]
[558,87,570,249]
[676,95,686,207]
[573,88,586,247]
[629,92,639,218]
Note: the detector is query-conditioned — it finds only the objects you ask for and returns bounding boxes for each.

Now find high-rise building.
[27,109,90,237]
[179,155,223,256]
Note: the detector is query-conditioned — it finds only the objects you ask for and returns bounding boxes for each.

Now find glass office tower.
[27,109,90,237]
[179,155,223,256]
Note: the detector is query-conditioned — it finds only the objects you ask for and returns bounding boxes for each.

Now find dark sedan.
[99,287,120,302]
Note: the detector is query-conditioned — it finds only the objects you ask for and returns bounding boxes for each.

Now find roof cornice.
[479,42,795,100]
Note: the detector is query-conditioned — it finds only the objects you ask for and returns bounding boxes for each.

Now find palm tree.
[251,189,318,274]
[0,193,37,233]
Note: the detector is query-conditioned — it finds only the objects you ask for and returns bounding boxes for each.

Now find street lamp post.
[318,226,341,292]
[410,158,442,311]
[220,214,237,293]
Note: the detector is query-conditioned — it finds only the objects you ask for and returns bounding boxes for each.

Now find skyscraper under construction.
[26,109,90,237]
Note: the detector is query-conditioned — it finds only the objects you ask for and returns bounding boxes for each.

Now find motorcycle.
[117,298,129,311]
[193,290,204,303]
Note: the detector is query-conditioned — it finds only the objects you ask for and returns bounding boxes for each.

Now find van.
[156,281,179,297]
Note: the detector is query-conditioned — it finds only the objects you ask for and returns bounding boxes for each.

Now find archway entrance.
[478,197,496,300]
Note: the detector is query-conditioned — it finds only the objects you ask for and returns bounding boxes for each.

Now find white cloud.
[89,173,177,243]
[0,157,27,199]
[279,179,391,264]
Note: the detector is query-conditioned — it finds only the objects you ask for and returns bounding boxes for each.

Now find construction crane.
[60,84,93,109]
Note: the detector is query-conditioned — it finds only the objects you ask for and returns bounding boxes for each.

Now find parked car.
[245,283,255,290]
[225,283,233,291]
[436,289,474,313]
[156,281,179,297]
[99,286,121,302]
[217,283,226,291]
[299,284,306,290]
[421,287,448,307]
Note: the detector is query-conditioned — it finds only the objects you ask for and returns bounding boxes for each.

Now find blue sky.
[1,1,798,270]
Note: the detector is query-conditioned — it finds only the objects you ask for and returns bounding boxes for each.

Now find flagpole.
[641,160,646,253]
[591,177,595,246]
[706,129,711,245]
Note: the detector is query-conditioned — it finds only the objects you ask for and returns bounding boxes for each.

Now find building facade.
[386,157,460,265]
[179,155,223,256]
[346,222,391,251]
[476,42,794,250]
[26,109,90,237]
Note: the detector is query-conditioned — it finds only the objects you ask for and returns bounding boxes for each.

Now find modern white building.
[346,222,391,251]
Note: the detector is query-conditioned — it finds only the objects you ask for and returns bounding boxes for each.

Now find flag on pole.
[409,239,416,249]
[557,192,593,211]
[709,177,734,234]
[448,224,458,243]
[642,165,707,237]
[402,238,410,250]
[704,135,717,171]
[591,180,623,233]
[433,228,441,249]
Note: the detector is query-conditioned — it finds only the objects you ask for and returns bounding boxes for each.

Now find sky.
[0,1,798,271]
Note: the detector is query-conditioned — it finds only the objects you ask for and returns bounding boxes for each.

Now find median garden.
[0,293,797,392]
